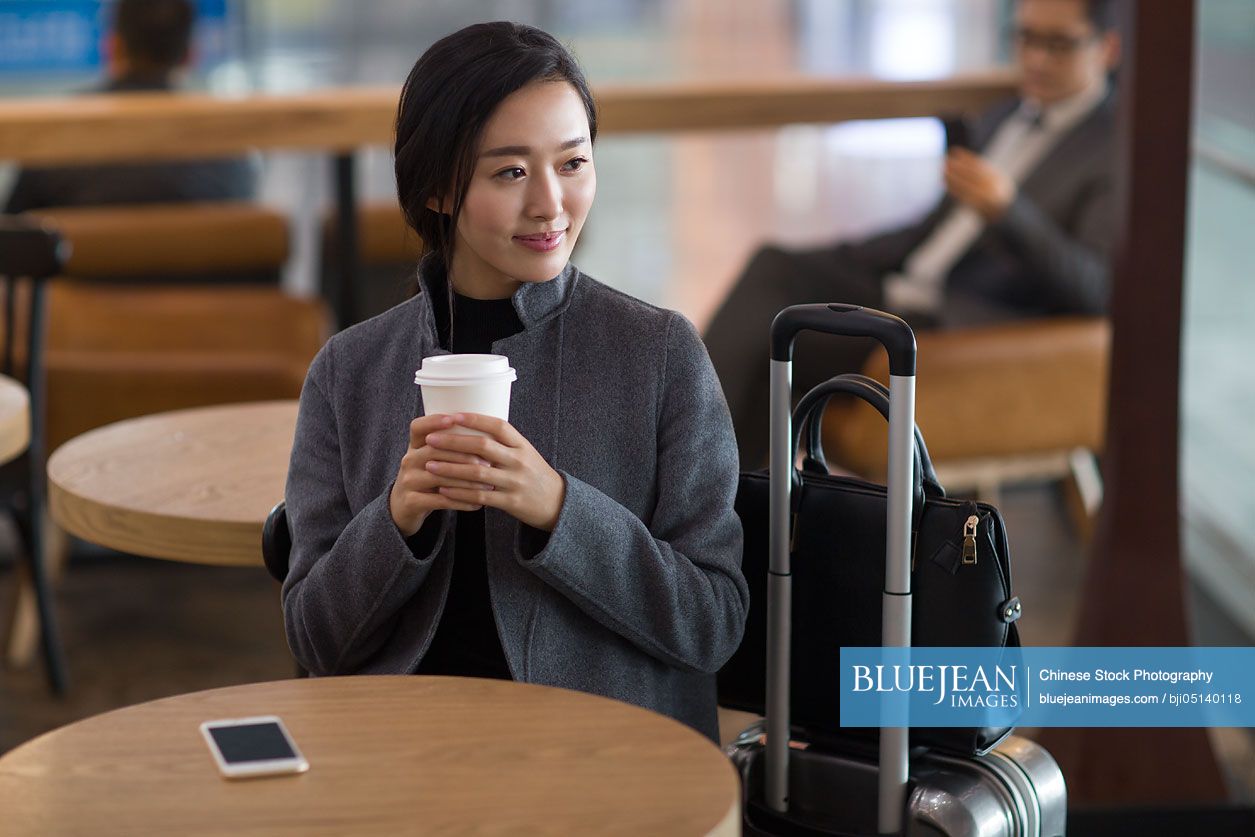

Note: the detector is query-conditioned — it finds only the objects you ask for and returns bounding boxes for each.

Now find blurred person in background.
[4,0,256,213]
[705,0,1121,468]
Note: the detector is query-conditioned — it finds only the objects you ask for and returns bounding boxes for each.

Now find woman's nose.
[525,170,562,220]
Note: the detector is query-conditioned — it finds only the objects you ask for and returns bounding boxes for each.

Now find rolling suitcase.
[725,303,1067,836]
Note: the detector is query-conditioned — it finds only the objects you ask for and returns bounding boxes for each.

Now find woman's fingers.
[437,485,504,512]
[427,473,495,491]
[424,430,513,466]
[423,459,504,489]
[426,494,482,513]
[446,413,526,445]
[409,413,455,448]
[399,448,488,476]
[399,486,482,513]
[417,446,489,467]
[398,467,493,493]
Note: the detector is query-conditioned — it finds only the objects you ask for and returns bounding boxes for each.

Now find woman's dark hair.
[394,22,598,270]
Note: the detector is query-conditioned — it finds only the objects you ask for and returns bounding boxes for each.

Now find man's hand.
[421,413,567,532]
[944,148,1016,221]
[389,414,495,537]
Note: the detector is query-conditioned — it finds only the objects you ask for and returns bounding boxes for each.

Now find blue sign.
[0,0,229,76]
[0,1,102,73]
[840,647,1255,728]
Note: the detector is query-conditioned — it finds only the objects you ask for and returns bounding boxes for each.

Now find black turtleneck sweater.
[413,288,523,680]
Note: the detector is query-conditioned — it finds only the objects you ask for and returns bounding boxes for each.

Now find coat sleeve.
[991,174,1114,315]
[518,313,749,675]
[281,342,449,674]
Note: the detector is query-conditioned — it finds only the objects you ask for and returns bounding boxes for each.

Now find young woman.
[281,21,746,742]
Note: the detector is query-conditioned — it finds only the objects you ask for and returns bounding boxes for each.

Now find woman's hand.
[389,414,496,537]
[422,413,567,532]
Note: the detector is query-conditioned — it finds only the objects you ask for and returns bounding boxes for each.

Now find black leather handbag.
[718,373,1023,756]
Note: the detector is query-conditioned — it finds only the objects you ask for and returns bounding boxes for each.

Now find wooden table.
[0,675,741,836]
[0,374,30,466]
[46,400,297,566]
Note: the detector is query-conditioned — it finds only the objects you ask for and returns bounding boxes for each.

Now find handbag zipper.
[962,514,979,565]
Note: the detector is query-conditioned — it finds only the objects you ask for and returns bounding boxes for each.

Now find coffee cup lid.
[413,353,517,387]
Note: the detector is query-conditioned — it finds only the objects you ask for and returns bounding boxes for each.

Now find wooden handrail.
[596,72,1017,133]
[0,71,1017,165]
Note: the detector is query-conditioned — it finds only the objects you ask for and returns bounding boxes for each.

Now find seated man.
[4,0,256,213]
[704,0,1121,468]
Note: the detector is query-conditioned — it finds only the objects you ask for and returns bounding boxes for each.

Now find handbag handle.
[791,373,945,531]
[795,373,943,491]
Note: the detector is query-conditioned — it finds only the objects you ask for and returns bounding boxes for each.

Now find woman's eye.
[562,156,589,172]
[495,166,525,181]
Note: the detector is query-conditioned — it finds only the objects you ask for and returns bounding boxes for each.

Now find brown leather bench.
[822,317,1110,535]
[43,283,325,451]
[30,203,288,284]
[26,203,327,452]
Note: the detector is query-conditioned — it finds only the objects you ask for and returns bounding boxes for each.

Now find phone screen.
[207,722,297,764]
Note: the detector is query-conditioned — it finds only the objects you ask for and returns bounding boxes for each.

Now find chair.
[0,217,70,692]
[822,317,1109,535]
[261,501,290,584]
[261,500,305,677]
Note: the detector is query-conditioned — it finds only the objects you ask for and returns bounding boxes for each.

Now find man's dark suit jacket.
[704,91,1116,466]
[4,76,257,214]
[836,92,1116,326]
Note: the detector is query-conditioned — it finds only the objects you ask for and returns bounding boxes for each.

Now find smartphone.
[941,115,972,151]
[200,715,309,779]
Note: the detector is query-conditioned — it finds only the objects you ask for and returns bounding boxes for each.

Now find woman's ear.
[426,196,451,215]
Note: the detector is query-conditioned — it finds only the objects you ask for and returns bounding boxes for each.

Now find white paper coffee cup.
[413,354,516,436]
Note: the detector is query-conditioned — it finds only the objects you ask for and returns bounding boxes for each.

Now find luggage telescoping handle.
[766,304,916,835]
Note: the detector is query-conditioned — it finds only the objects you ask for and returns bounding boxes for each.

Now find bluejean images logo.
[851,662,1019,709]
[840,647,1255,728]
[840,647,1028,728]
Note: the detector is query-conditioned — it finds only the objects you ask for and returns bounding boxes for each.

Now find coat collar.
[414,254,580,344]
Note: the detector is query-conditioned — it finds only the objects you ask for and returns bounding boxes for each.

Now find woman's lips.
[513,230,565,252]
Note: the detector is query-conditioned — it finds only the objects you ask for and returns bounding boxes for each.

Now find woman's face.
[448,80,596,299]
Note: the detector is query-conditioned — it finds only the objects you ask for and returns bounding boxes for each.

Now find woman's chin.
[505,254,571,283]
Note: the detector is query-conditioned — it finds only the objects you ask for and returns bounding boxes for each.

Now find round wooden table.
[0,374,30,466]
[0,675,741,836]
[47,400,297,566]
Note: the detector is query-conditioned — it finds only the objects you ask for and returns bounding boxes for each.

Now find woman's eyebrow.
[480,137,588,158]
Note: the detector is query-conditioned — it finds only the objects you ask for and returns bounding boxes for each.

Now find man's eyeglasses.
[1010,27,1097,57]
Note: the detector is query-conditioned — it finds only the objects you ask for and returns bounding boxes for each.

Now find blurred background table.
[0,675,740,837]
[46,400,296,566]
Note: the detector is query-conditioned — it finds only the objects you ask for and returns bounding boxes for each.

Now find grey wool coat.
[281,261,748,741]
